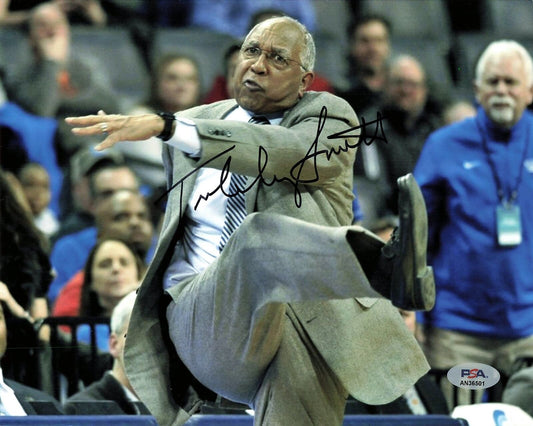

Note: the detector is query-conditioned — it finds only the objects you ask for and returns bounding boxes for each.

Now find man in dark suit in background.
[67,16,434,426]
[0,303,63,415]
[64,291,150,415]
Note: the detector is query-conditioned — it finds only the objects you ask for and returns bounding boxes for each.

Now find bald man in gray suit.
[67,16,435,426]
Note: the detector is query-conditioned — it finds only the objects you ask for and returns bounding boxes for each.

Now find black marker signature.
[155,146,236,206]
[157,107,387,210]
[327,110,388,146]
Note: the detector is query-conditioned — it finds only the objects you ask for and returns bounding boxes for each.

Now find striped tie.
[218,115,270,251]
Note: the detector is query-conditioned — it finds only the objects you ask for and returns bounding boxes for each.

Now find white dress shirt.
[163,107,282,289]
[0,369,26,416]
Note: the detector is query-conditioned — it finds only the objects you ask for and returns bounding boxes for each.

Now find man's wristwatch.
[156,111,176,141]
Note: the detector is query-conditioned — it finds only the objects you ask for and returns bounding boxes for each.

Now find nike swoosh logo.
[524,159,533,172]
[463,161,481,170]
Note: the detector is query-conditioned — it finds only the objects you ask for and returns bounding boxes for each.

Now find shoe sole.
[414,266,435,311]
[396,174,436,311]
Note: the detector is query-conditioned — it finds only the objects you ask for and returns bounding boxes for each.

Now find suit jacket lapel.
[151,155,196,270]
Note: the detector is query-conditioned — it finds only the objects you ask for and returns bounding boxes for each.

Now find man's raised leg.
[253,308,347,426]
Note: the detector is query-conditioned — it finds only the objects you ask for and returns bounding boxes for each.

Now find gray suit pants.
[166,213,382,425]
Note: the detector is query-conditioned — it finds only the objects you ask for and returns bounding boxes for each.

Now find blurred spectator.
[52,189,155,315]
[3,2,119,161]
[414,40,533,406]
[362,54,443,216]
[0,169,51,322]
[18,162,59,238]
[77,239,144,351]
[340,14,392,223]
[0,169,52,388]
[93,189,154,265]
[187,0,316,39]
[48,165,141,304]
[63,290,150,415]
[203,42,242,104]
[442,99,477,126]
[141,53,201,114]
[55,145,126,241]
[0,78,63,216]
[0,303,64,415]
[339,14,391,113]
[117,53,202,193]
[0,0,107,27]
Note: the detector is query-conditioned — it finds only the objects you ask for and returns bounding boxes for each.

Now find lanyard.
[475,117,531,206]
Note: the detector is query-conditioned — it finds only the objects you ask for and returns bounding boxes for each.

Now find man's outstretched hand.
[65,110,165,151]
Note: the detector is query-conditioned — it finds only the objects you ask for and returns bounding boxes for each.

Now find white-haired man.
[63,291,149,415]
[415,39,533,402]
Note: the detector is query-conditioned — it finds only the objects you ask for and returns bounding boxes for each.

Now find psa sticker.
[447,363,500,390]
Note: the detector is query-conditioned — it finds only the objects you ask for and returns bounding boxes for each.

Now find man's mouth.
[130,231,146,242]
[489,97,514,109]
[243,80,262,91]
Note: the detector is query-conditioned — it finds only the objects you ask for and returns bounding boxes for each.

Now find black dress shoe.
[346,174,435,311]
[383,173,435,311]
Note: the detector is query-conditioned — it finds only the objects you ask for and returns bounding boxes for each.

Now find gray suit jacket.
[124,91,429,426]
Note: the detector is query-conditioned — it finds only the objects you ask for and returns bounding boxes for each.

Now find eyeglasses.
[241,45,307,71]
[389,78,425,90]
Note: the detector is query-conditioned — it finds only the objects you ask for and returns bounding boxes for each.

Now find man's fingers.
[94,137,118,151]
[65,113,157,149]
[65,115,105,126]
[65,112,119,126]
[70,122,108,136]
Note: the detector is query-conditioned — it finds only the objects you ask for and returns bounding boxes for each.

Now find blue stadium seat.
[0,28,31,75]
[358,0,452,41]
[485,0,533,38]
[69,26,150,109]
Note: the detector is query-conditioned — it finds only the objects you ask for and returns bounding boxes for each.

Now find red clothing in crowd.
[52,270,84,317]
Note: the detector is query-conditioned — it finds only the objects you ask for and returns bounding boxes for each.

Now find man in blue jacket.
[415,39,533,403]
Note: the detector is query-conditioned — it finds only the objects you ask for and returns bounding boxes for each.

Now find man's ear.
[473,80,481,104]
[527,85,533,107]
[108,333,120,358]
[298,71,315,98]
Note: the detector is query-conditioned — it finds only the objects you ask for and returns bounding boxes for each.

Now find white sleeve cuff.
[164,116,201,157]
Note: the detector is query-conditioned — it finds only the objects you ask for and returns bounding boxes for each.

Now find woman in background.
[76,238,145,352]
[0,168,53,387]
